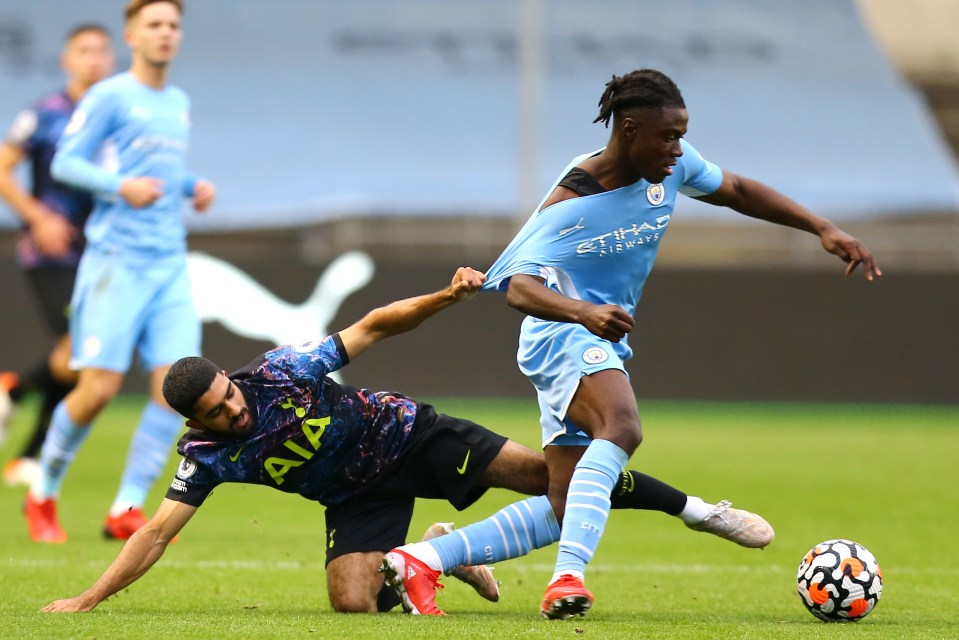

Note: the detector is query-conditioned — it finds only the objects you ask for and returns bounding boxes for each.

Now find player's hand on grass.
[580,303,634,342]
[41,596,96,613]
[119,177,164,208]
[192,179,216,213]
[819,226,882,281]
[450,267,486,301]
[30,207,75,257]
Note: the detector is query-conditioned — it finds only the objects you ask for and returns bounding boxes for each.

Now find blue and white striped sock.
[407,496,561,572]
[110,402,184,515]
[31,402,92,500]
[553,439,628,580]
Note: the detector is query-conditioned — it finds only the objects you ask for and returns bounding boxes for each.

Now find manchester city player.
[40,267,771,615]
[25,0,216,543]
[389,69,880,620]
[0,24,114,487]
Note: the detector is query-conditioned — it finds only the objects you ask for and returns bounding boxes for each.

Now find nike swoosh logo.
[456,449,471,475]
[229,447,244,462]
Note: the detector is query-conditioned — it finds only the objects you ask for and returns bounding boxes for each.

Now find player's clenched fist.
[450,267,486,301]
[192,179,216,213]
[580,303,634,342]
[119,176,164,208]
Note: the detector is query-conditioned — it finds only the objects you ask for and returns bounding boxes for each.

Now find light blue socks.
[553,438,628,579]
[110,401,184,515]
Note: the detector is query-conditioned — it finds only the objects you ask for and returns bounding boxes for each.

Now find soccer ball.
[796,539,883,622]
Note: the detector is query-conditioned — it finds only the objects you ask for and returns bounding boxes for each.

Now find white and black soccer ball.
[796,538,883,622]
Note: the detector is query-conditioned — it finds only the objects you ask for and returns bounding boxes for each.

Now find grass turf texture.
[1,396,957,639]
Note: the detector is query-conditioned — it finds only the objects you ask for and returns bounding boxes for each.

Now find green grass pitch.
[1,396,957,639]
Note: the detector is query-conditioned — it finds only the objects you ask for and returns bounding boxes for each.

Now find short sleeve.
[260,334,348,380]
[165,456,219,507]
[5,108,38,150]
[677,139,723,197]
[52,85,124,195]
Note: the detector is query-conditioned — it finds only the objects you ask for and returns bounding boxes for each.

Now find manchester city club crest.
[582,347,609,365]
[646,183,665,205]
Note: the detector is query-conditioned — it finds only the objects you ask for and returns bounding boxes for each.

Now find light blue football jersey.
[484,139,723,362]
[52,72,199,258]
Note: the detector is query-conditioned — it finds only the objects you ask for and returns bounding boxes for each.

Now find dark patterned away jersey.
[166,334,418,507]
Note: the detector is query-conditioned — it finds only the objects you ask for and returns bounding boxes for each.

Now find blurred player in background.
[420,68,880,620]
[0,25,114,487]
[24,0,216,543]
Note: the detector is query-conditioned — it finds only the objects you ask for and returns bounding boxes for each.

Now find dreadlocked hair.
[593,69,685,128]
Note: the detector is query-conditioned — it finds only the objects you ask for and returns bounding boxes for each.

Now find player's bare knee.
[592,412,642,453]
[329,591,377,613]
[76,373,122,410]
[326,574,378,613]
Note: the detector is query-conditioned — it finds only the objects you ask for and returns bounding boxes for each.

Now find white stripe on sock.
[455,529,472,565]
[565,503,610,516]
[561,540,595,559]
[508,502,534,551]
[569,479,612,491]
[567,491,611,504]
[491,514,511,557]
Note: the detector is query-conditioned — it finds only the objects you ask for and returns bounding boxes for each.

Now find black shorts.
[23,265,77,335]
[324,403,507,565]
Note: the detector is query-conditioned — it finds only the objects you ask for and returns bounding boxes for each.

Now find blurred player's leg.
[0,371,16,448]
[25,369,122,543]
[6,268,80,484]
[25,403,90,543]
[105,370,184,540]
[4,351,74,487]
[103,262,200,540]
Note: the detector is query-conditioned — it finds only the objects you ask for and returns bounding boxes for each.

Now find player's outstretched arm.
[338,267,485,361]
[695,170,881,281]
[41,499,197,613]
[506,274,634,342]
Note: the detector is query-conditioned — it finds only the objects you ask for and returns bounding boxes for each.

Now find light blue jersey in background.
[52,72,199,258]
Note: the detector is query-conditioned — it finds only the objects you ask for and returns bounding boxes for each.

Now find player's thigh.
[481,439,548,495]
[138,260,200,371]
[323,493,413,611]
[566,368,642,449]
[385,409,507,509]
[326,551,385,613]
